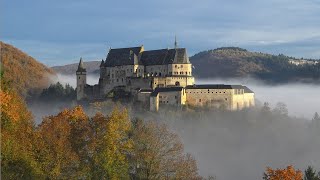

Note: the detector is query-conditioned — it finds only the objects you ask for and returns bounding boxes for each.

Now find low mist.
[28,74,320,179]
[54,73,100,87]
[197,78,320,119]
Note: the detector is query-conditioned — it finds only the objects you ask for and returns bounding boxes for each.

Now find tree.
[130,119,200,179]
[38,82,76,102]
[37,106,90,179]
[312,112,320,128]
[304,166,320,180]
[1,71,43,179]
[273,102,288,117]
[99,107,133,180]
[263,165,303,180]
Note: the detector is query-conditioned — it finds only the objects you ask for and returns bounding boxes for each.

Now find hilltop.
[190,47,320,83]
[0,41,56,98]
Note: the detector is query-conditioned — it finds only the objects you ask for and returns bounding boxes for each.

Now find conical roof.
[76,57,86,72]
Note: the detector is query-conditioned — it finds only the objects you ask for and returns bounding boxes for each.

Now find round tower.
[76,57,87,100]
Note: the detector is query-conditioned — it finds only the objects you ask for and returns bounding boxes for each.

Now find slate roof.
[140,48,190,65]
[76,58,86,72]
[186,84,254,93]
[104,46,190,67]
[104,46,143,67]
[150,87,183,96]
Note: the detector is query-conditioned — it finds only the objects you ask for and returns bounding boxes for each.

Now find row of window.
[198,98,228,102]
[174,65,184,68]
[159,96,178,99]
[159,100,179,104]
[186,91,227,94]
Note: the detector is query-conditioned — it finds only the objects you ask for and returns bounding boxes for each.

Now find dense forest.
[0,41,56,98]
[190,47,320,84]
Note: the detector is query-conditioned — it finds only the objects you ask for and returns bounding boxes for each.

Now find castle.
[76,41,255,111]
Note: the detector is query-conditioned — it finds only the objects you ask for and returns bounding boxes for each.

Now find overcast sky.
[1,0,320,66]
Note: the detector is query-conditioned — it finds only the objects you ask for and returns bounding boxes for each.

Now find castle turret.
[76,57,87,100]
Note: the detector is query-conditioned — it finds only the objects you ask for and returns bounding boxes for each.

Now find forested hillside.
[0,41,56,98]
[190,47,320,83]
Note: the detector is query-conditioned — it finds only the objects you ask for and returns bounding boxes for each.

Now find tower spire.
[77,57,86,72]
[174,35,178,49]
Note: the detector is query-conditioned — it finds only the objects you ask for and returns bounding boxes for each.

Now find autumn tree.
[1,71,43,179]
[37,106,90,179]
[93,107,133,180]
[130,119,200,179]
[263,165,303,180]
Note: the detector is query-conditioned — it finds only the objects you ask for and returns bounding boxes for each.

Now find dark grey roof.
[151,87,183,96]
[140,48,190,65]
[100,59,105,67]
[104,46,143,67]
[231,85,254,93]
[104,46,190,67]
[186,84,254,93]
[140,49,175,65]
[76,58,86,72]
[139,89,153,93]
[173,48,189,64]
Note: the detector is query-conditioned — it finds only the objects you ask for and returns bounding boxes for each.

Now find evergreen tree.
[304,166,320,180]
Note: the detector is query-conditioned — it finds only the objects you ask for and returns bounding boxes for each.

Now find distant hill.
[51,47,320,84]
[0,41,56,98]
[190,47,320,83]
[52,61,101,75]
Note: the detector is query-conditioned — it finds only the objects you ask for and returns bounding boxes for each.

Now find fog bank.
[197,78,320,119]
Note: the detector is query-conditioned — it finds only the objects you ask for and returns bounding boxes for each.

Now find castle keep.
[76,42,255,111]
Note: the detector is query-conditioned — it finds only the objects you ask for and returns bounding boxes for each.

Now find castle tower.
[76,57,87,100]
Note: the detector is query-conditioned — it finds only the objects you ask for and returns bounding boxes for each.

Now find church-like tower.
[76,57,86,100]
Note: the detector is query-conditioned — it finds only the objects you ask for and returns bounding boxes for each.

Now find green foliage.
[304,166,320,180]
[38,82,76,102]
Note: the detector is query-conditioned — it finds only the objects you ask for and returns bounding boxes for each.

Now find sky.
[1,0,320,66]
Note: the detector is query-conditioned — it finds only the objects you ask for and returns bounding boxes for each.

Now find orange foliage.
[0,41,55,98]
[37,106,89,178]
[264,165,303,180]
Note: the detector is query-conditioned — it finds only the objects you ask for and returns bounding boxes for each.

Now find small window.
[199,99,201,102]
[225,98,228,101]
[78,77,80,79]
[175,96,177,99]
[181,65,183,68]
[175,65,177,68]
